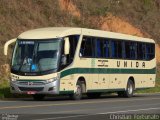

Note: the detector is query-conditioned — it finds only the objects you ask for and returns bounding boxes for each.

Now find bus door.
[96,39,110,89]
[90,58,99,89]
[98,59,110,89]
[80,36,99,90]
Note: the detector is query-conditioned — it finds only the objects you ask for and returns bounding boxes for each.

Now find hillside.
[0,0,160,77]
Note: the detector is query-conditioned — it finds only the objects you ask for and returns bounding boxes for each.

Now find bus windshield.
[12,39,62,73]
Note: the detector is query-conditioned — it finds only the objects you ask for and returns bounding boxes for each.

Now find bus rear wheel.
[125,80,134,97]
[118,80,134,98]
[32,94,45,101]
[69,81,82,100]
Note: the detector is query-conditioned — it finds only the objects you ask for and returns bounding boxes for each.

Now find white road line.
[1,97,160,110]
[0,101,17,103]
[34,107,160,120]
[101,107,160,114]
[135,92,160,95]
[47,103,160,114]
[34,114,91,120]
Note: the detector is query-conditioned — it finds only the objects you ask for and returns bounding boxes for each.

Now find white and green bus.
[4,27,156,100]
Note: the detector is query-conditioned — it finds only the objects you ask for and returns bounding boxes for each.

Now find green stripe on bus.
[60,67,156,78]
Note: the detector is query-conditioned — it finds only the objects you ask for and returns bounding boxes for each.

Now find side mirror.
[64,37,70,55]
[4,38,16,56]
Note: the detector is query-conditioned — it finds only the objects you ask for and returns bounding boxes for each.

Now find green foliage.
[157,63,160,78]
[92,7,109,16]
[0,79,12,99]
[136,78,160,93]
[144,0,152,7]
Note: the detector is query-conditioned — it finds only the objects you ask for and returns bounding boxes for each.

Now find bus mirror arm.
[4,38,16,56]
[61,55,67,65]
[64,37,70,55]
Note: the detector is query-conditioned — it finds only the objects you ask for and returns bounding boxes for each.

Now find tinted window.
[111,40,122,58]
[137,42,145,60]
[104,40,110,58]
[124,42,136,59]
[96,38,103,58]
[80,37,94,57]
[146,43,155,60]
[96,38,110,58]
[67,35,79,63]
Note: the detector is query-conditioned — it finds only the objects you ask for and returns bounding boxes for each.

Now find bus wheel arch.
[124,77,135,98]
[77,77,86,93]
[69,77,86,100]
[128,76,135,90]
[118,76,135,98]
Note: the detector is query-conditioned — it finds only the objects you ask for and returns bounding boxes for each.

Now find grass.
[0,77,160,99]
[0,78,31,99]
[0,78,12,99]
[136,77,160,93]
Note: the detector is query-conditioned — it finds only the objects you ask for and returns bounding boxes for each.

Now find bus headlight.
[46,77,58,84]
[10,78,17,82]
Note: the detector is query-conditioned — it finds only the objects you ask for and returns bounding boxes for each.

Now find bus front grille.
[19,87,44,92]
[18,81,45,86]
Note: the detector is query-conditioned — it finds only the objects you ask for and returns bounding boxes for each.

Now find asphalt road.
[0,93,160,120]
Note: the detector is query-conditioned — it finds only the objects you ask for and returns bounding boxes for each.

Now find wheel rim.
[128,83,133,95]
[75,85,81,97]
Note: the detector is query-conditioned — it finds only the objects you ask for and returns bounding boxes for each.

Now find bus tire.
[32,94,45,101]
[124,80,134,98]
[70,81,82,100]
[87,93,101,98]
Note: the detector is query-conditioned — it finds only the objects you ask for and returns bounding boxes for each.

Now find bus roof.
[18,27,81,39]
[18,27,155,43]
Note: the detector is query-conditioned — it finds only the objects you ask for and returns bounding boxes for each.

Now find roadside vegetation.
[0,78,12,99]
[136,77,160,94]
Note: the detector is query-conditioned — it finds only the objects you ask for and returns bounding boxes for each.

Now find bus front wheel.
[69,81,82,100]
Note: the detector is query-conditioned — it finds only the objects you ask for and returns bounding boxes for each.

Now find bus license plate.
[27,91,36,94]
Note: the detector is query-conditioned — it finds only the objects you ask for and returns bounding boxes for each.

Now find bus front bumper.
[10,80,60,95]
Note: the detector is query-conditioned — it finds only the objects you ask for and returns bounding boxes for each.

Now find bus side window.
[130,42,136,59]
[68,35,79,62]
[95,38,109,58]
[137,42,145,60]
[104,40,110,58]
[117,41,122,58]
[146,43,155,60]
[96,39,100,57]
[125,41,136,59]
[80,37,94,57]
[111,40,122,59]
[62,35,79,66]
[96,38,103,58]
[111,41,116,58]
[125,41,131,59]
